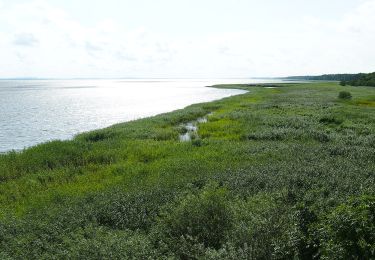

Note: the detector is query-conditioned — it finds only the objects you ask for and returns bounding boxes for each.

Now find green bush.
[155,183,233,252]
[319,196,375,259]
[192,138,203,147]
[338,91,352,99]
[228,195,301,259]
[95,189,175,231]
[319,116,343,125]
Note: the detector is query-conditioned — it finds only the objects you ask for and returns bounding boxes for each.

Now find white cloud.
[13,33,39,47]
[0,0,374,78]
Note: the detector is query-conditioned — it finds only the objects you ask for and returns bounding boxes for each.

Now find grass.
[1,82,375,259]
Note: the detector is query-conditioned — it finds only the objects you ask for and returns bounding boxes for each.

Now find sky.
[0,0,374,78]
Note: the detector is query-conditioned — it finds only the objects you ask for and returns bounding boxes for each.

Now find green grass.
[1,82,375,259]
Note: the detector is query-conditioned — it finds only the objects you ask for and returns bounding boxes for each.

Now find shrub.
[338,91,352,99]
[319,196,375,259]
[319,116,343,125]
[152,128,177,141]
[83,131,115,142]
[95,189,175,231]
[156,183,233,252]
[192,138,202,147]
[228,195,301,259]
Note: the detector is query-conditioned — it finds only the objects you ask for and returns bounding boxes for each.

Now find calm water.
[0,79,280,152]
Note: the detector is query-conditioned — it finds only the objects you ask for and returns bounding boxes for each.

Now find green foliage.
[192,138,203,147]
[83,130,116,142]
[344,72,375,87]
[319,196,375,259]
[228,194,300,259]
[338,91,352,99]
[286,72,375,87]
[285,73,363,82]
[319,115,343,125]
[155,183,233,252]
[1,82,375,258]
[95,189,175,231]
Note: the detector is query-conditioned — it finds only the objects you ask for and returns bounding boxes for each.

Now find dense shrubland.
[1,82,375,259]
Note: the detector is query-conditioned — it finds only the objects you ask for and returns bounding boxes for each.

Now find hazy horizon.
[0,74,364,80]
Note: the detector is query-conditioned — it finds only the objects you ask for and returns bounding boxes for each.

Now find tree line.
[285,72,375,87]
[285,74,362,81]
[340,72,375,87]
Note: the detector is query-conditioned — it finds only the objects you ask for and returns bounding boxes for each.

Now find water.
[0,78,282,152]
[179,116,208,142]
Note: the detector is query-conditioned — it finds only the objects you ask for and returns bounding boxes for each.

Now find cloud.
[0,1,175,77]
[0,0,374,78]
[12,33,39,47]
[115,51,137,61]
[85,41,103,57]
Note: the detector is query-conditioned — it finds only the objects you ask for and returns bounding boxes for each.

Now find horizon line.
[0,77,282,80]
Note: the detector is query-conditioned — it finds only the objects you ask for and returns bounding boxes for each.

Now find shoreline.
[2,82,375,258]
[2,81,311,155]
[0,84,247,154]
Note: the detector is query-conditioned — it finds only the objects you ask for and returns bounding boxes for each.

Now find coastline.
[1,82,375,258]
[0,82,248,153]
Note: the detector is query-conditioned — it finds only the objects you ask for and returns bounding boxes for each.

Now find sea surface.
[0,79,283,152]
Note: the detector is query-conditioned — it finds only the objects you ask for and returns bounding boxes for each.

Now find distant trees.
[286,72,375,87]
[285,74,363,82]
[285,72,375,87]
[340,72,375,87]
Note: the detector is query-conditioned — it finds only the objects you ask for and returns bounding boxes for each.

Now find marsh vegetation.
[1,82,375,259]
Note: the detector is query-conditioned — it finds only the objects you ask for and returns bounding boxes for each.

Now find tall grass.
[1,82,375,258]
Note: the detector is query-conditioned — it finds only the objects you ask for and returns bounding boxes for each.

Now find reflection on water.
[0,79,252,152]
[179,122,198,142]
[179,115,209,142]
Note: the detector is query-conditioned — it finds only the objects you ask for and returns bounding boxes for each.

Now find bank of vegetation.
[340,72,375,87]
[284,73,362,82]
[1,82,375,259]
[285,72,375,87]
